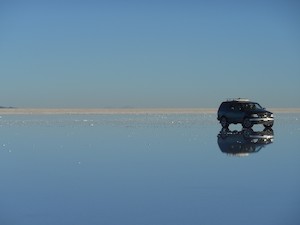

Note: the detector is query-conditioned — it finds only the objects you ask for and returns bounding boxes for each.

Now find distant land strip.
[0,108,300,115]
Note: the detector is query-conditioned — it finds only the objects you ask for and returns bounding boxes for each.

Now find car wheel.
[264,122,274,128]
[242,128,253,139]
[219,128,229,139]
[220,117,229,128]
[263,128,273,134]
[242,118,253,128]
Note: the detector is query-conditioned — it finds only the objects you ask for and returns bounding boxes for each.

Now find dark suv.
[217,99,274,128]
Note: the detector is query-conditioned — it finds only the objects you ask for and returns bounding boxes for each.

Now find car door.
[228,103,244,123]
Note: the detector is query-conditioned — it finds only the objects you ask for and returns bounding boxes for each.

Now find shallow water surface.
[0,113,299,225]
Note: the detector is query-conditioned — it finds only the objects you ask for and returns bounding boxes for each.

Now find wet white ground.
[0,113,299,225]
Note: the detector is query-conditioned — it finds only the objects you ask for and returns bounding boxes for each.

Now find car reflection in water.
[217,128,274,157]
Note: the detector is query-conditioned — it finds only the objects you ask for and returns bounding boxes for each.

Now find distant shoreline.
[1,108,300,115]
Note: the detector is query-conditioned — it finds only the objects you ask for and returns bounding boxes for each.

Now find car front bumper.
[249,117,274,124]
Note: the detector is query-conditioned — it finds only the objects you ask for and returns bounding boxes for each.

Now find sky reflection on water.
[0,113,299,225]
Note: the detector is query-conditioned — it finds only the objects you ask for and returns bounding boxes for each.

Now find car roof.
[222,99,257,104]
[226,98,250,102]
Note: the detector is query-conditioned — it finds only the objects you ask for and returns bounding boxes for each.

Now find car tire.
[264,122,274,128]
[242,128,253,139]
[263,128,273,134]
[242,118,253,128]
[220,117,229,128]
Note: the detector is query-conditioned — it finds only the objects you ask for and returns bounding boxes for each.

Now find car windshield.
[242,103,263,111]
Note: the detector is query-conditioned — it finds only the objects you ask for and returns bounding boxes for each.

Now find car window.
[230,104,241,111]
[242,103,263,111]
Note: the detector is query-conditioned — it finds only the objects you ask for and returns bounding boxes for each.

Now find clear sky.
[1,0,299,108]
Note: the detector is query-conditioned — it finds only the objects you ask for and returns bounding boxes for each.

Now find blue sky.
[0,1,299,108]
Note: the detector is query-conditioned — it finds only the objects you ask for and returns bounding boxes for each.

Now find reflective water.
[0,113,299,225]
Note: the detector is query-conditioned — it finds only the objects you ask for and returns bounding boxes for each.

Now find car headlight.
[251,114,259,118]
[270,114,274,117]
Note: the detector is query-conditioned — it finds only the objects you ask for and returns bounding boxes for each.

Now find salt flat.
[0,108,299,115]
[0,108,216,115]
[0,112,300,225]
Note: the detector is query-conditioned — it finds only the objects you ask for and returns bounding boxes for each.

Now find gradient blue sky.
[1,1,299,108]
